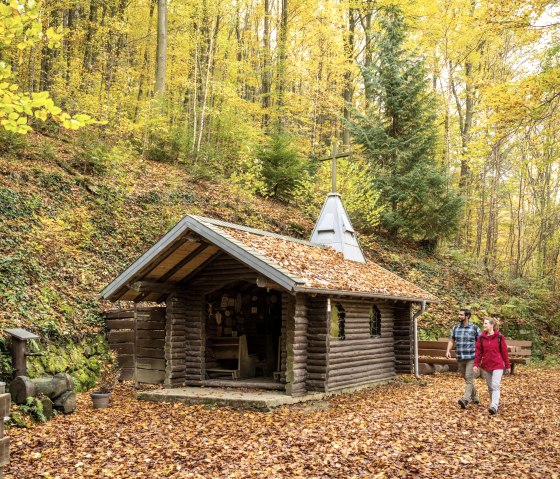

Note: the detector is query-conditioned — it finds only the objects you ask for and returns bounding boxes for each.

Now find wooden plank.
[418,341,449,350]
[419,349,456,358]
[0,393,11,418]
[136,358,166,371]
[116,355,134,368]
[136,339,165,349]
[106,319,135,330]
[136,320,165,330]
[113,343,134,355]
[137,347,165,359]
[418,357,456,365]
[136,369,165,384]
[108,330,134,344]
[104,310,135,319]
[0,436,9,466]
[507,340,533,347]
[136,329,166,340]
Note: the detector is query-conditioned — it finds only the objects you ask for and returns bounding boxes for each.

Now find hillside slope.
[1,133,557,381]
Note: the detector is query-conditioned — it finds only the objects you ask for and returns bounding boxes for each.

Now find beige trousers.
[457,359,478,402]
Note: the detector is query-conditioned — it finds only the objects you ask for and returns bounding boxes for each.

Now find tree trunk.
[10,374,74,405]
[262,0,272,128]
[40,6,59,92]
[342,8,355,148]
[134,0,157,122]
[276,0,288,131]
[196,15,219,155]
[154,0,168,99]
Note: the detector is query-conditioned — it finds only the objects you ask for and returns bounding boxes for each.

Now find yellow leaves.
[0,2,97,135]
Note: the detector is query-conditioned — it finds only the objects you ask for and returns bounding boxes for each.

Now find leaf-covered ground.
[6,367,560,479]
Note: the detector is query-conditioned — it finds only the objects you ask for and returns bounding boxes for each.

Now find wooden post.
[0,382,10,478]
[11,338,27,379]
[134,304,138,389]
[5,329,40,379]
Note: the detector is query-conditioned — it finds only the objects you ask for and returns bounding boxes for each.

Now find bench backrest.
[432,338,532,357]
[208,335,253,377]
[211,336,242,360]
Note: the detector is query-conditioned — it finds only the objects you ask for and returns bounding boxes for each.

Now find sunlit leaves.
[0,0,96,134]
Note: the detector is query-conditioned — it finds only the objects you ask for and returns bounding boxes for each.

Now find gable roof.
[100,215,438,303]
[310,193,366,263]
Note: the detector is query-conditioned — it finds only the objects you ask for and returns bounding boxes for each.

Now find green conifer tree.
[350,6,462,243]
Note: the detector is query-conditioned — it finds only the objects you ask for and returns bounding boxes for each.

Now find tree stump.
[40,397,54,420]
[53,391,76,414]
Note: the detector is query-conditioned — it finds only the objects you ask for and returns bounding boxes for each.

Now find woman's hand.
[473,366,479,374]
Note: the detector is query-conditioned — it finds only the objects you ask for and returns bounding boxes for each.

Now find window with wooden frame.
[369,305,381,337]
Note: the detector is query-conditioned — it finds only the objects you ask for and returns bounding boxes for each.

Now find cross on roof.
[317,142,350,193]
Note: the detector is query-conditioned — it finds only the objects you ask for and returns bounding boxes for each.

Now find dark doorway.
[204,283,282,380]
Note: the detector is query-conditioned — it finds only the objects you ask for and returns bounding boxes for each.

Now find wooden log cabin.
[101,198,437,396]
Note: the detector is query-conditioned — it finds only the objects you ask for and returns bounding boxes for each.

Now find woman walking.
[473,318,510,415]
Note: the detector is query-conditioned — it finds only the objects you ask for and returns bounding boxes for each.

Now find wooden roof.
[100,215,437,303]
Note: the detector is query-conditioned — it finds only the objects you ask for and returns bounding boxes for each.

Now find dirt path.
[6,367,560,478]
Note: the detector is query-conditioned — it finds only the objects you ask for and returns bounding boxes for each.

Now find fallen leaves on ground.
[6,367,560,478]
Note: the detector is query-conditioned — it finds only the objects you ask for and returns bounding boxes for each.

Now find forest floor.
[6,366,560,479]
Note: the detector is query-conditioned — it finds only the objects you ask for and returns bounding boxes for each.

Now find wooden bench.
[205,335,256,379]
[418,338,532,374]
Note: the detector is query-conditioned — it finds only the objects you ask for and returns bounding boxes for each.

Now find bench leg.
[511,363,515,375]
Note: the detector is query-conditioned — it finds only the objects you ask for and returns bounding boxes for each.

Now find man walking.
[446,309,480,408]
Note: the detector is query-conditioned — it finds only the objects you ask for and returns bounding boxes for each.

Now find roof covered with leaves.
[100,215,437,303]
[200,217,437,302]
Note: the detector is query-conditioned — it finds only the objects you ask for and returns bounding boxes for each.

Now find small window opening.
[370,305,381,337]
[330,302,346,339]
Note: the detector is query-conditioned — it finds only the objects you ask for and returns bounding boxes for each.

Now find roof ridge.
[189,214,324,248]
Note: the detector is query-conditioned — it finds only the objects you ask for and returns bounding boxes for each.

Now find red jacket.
[474,331,510,371]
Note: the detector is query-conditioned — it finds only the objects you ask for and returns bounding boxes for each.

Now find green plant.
[257,132,308,200]
[19,396,48,423]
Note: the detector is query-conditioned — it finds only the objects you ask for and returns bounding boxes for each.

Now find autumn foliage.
[6,367,560,478]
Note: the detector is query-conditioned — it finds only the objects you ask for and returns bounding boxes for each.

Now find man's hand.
[445,350,451,359]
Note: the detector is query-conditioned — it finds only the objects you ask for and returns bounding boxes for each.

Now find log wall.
[393,302,413,374]
[306,296,329,392]
[285,295,307,396]
[326,299,396,391]
[164,296,188,387]
[279,293,289,384]
[183,294,205,385]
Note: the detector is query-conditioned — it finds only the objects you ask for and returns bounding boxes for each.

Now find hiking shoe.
[472,399,480,405]
[488,407,497,415]
[458,399,468,409]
